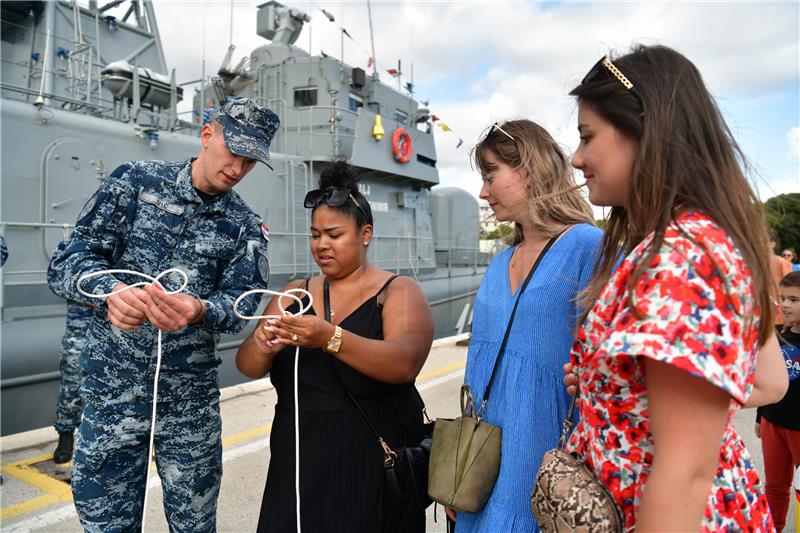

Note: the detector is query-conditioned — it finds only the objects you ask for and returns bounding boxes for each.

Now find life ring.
[392,127,412,164]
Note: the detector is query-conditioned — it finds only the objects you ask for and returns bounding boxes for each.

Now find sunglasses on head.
[488,121,515,143]
[581,56,644,109]
[472,122,517,156]
[303,187,368,219]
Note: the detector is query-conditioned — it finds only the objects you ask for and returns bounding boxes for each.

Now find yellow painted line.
[1,455,73,520]
[0,357,467,521]
[1,494,64,521]
[221,423,272,448]
[3,452,53,468]
[416,359,466,383]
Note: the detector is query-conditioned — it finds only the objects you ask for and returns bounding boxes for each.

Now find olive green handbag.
[427,384,502,512]
[427,235,559,513]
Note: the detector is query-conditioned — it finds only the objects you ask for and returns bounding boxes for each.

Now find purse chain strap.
[558,394,578,449]
[323,276,427,467]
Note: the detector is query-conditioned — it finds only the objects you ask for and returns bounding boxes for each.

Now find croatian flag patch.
[261,223,270,242]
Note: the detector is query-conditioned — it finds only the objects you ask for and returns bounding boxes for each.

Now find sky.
[141,1,798,204]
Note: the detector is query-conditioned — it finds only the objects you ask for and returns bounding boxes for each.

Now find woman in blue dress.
[452,119,602,533]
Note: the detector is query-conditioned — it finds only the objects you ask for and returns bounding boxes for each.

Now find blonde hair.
[473,119,594,244]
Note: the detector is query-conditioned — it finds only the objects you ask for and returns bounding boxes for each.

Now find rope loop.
[76,268,189,299]
[74,267,189,533]
[232,286,313,533]
[233,288,312,320]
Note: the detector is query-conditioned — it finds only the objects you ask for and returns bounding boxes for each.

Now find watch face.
[326,338,342,353]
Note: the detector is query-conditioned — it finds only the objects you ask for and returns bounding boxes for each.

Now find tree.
[480,223,514,241]
[764,193,800,255]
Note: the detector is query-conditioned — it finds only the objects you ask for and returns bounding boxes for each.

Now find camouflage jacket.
[51,160,269,401]
[47,238,95,318]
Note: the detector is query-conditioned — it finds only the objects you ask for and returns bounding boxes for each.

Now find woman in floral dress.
[565,45,789,531]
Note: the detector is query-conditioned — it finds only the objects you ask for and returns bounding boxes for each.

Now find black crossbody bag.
[323,278,435,528]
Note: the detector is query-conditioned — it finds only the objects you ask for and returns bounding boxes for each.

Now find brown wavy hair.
[571,44,774,344]
[473,119,595,244]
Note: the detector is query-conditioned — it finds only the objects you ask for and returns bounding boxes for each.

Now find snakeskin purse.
[530,395,624,533]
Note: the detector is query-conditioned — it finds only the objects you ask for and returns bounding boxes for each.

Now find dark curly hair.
[315,160,373,228]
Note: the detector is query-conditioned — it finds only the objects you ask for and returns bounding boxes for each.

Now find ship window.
[348,93,364,112]
[394,109,408,125]
[293,87,318,107]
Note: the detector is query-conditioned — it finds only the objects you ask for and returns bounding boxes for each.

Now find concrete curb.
[0,335,468,453]
[431,332,469,348]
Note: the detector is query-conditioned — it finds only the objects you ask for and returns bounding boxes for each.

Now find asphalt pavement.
[0,335,795,532]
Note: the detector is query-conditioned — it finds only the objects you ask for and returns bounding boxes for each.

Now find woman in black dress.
[236,161,434,533]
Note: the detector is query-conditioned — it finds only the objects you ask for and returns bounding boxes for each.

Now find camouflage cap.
[216,97,280,167]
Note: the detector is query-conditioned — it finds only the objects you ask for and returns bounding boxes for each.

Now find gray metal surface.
[0,1,489,435]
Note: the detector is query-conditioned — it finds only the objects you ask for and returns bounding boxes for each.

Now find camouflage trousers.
[53,316,91,433]
[72,394,222,533]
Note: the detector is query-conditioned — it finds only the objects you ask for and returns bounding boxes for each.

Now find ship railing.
[282,105,359,158]
[436,248,492,272]
[253,60,359,158]
[0,222,482,273]
[0,221,75,311]
[0,81,189,134]
[254,97,290,157]
[0,82,115,115]
[435,235,493,273]
[0,221,436,310]
[263,231,433,276]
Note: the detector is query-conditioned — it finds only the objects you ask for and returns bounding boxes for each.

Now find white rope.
[76,268,188,533]
[234,288,312,533]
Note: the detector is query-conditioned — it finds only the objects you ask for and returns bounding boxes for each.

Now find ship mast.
[366,0,378,79]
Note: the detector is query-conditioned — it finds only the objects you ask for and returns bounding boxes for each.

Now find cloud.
[789,127,800,162]
[144,1,798,201]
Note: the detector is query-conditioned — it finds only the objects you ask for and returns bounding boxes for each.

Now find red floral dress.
[566,211,773,531]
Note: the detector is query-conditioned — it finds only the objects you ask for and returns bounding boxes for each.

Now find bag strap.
[558,393,578,449]
[476,232,561,420]
[323,277,399,466]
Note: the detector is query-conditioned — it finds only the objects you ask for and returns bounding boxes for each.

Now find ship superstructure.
[0,0,487,435]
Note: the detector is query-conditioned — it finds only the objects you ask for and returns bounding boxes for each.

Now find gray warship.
[0,0,487,435]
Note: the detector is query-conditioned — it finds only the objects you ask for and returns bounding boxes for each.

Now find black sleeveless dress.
[257,276,426,533]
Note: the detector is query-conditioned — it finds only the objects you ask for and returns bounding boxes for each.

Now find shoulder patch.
[77,194,98,223]
[257,253,270,285]
[261,223,270,242]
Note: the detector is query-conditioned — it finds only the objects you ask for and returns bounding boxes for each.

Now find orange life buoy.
[392,127,412,164]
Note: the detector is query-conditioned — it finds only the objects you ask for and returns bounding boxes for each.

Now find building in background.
[479,199,510,255]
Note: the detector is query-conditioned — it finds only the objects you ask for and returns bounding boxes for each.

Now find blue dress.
[456,224,602,533]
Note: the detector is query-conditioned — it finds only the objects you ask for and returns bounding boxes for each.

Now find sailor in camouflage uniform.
[51,97,278,533]
[0,234,7,266]
[47,238,95,465]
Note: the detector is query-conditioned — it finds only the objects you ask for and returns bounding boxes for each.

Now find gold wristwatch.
[323,325,343,354]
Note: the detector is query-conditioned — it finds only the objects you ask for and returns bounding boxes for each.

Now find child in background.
[757,271,800,531]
